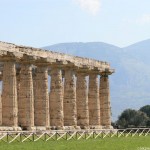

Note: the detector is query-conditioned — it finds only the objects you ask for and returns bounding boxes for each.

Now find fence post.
[20,133,22,142]
[93,132,95,139]
[7,132,9,143]
[44,133,46,142]
[32,133,34,141]
[56,132,57,140]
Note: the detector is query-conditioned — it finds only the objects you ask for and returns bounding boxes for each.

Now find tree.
[139,105,150,118]
[117,109,149,128]
[139,105,150,126]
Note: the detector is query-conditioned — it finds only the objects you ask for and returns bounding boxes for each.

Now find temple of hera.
[0,41,114,131]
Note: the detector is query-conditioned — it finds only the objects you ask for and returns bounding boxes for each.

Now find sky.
[0,0,150,48]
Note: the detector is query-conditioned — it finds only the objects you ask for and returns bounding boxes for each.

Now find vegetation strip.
[0,128,150,143]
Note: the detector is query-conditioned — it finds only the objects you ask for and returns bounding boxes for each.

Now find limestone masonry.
[0,41,114,131]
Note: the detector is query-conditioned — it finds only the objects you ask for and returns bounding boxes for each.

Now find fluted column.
[16,68,21,108]
[99,73,112,129]
[49,67,64,129]
[18,64,34,130]
[76,72,89,129]
[0,71,2,126]
[0,93,2,126]
[88,73,101,129]
[2,62,18,127]
[63,69,77,129]
[34,66,50,128]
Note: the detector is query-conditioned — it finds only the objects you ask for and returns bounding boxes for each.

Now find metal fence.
[0,128,150,143]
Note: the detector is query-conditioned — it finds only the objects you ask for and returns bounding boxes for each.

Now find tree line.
[113,105,150,128]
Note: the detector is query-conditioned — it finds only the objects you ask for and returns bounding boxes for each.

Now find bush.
[117,109,149,128]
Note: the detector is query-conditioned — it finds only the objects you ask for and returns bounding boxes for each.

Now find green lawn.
[0,136,150,150]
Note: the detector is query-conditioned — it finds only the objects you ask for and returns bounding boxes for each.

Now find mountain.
[124,39,150,65]
[42,40,150,121]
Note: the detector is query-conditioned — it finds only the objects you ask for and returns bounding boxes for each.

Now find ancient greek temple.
[0,41,114,131]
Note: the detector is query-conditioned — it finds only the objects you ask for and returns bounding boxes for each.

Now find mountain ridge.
[42,39,150,121]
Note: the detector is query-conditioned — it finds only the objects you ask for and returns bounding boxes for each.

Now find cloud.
[136,14,150,24]
[74,0,101,15]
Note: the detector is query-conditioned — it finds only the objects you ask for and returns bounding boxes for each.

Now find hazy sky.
[0,0,150,47]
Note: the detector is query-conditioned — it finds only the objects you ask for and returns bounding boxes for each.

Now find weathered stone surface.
[0,94,2,125]
[2,62,18,126]
[16,68,21,114]
[0,41,114,131]
[18,64,34,130]
[0,126,21,131]
[88,73,101,129]
[76,72,89,129]
[49,68,64,129]
[0,41,110,70]
[99,74,112,129]
[34,66,49,127]
[64,69,77,128]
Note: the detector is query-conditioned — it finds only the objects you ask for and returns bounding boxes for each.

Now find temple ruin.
[0,41,114,131]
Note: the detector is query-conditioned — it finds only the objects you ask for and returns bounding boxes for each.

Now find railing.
[0,128,150,143]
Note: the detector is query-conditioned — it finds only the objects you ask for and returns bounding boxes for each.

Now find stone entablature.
[0,41,114,131]
[0,41,109,70]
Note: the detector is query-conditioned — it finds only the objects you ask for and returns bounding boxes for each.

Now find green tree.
[139,105,150,126]
[139,105,150,118]
[117,109,149,128]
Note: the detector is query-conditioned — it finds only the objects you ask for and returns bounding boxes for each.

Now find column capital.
[63,66,77,71]
[34,57,56,67]
[20,54,35,64]
[76,71,87,77]
[88,70,99,75]
[0,51,23,62]
[76,67,90,76]
[49,59,68,69]
[100,69,115,77]
[34,66,48,73]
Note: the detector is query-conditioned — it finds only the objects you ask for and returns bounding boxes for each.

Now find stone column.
[88,73,101,129]
[2,62,18,127]
[49,67,64,130]
[0,93,2,126]
[34,66,50,129]
[18,64,35,130]
[0,71,2,126]
[99,73,112,129]
[16,68,21,108]
[76,72,89,129]
[63,69,77,129]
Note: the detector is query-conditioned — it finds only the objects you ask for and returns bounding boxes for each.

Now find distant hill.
[42,40,150,121]
[124,39,150,65]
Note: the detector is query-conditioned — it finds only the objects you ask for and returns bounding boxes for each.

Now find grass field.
[0,136,150,150]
